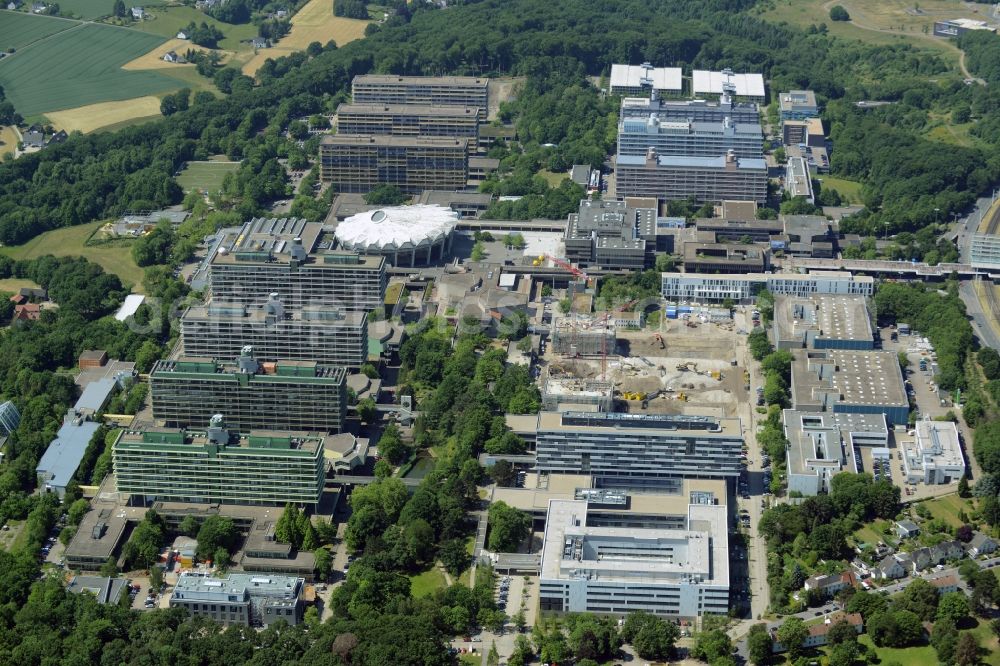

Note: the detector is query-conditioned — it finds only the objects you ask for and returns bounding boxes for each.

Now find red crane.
[545,254,592,285]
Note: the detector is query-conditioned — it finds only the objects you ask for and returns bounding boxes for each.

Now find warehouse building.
[901,420,966,485]
[784,410,887,496]
[334,103,480,144]
[933,19,996,38]
[538,496,729,618]
[534,411,744,489]
[170,571,305,627]
[773,295,874,350]
[616,150,768,204]
[180,295,368,368]
[318,134,469,194]
[778,90,818,121]
[691,69,766,102]
[150,349,347,433]
[113,416,326,507]
[208,217,386,312]
[790,350,909,425]
[620,92,760,124]
[617,115,763,159]
[660,271,874,303]
[609,63,683,97]
[564,198,656,269]
[351,75,488,119]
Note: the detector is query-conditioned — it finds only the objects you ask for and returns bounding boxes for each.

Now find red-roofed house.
[13,303,41,322]
[772,612,864,652]
[929,574,959,594]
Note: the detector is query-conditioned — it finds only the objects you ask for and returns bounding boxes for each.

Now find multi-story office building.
[784,410,887,496]
[617,116,763,159]
[616,150,767,204]
[660,271,874,303]
[538,496,729,618]
[351,75,488,119]
[786,156,814,203]
[783,117,824,147]
[150,350,347,433]
[180,295,368,368]
[534,411,743,489]
[334,103,481,145]
[318,134,468,194]
[694,217,783,243]
[778,90,819,121]
[970,234,1000,270]
[609,63,683,97]
[113,416,326,506]
[564,198,656,269]
[691,69,766,102]
[901,420,966,485]
[773,295,874,351]
[790,350,909,425]
[208,217,386,311]
[170,572,304,627]
[620,93,760,124]
[682,242,768,273]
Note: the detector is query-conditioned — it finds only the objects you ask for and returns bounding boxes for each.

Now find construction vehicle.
[709,370,722,380]
[676,362,689,371]
[676,392,688,402]
[686,320,697,328]
[653,333,665,349]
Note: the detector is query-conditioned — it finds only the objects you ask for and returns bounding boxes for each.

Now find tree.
[179,515,200,537]
[195,515,238,560]
[978,348,1000,380]
[932,618,959,665]
[633,619,678,661]
[487,501,530,552]
[364,184,408,205]
[955,631,979,666]
[471,241,487,261]
[213,546,230,569]
[439,538,469,576]
[112,0,125,16]
[829,640,860,666]
[314,547,332,581]
[747,624,772,665]
[357,397,377,424]
[360,363,380,379]
[776,618,807,659]
[827,619,859,646]
[938,592,970,625]
[149,564,163,591]
[958,474,970,498]
[487,642,500,666]
[275,503,302,547]
[897,578,940,621]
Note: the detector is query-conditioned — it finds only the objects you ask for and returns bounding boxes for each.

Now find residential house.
[130,6,144,19]
[176,30,188,39]
[162,51,185,64]
[895,519,920,539]
[251,37,270,49]
[10,287,47,306]
[274,8,287,17]
[13,303,42,322]
[929,574,959,595]
[966,532,998,558]
[22,128,46,149]
[875,554,906,580]
[31,2,47,13]
[6,1,20,10]
[772,612,863,652]
[803,571,856,597]
[902,541,965,575]
[47,130,67,145]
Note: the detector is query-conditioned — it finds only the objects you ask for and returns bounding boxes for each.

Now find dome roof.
[336,205,458,252]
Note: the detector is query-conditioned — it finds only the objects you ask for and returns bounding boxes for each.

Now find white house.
[176,30,189,39]
[130,6,144,19]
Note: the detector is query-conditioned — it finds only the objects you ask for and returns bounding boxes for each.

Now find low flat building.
[319,134,469,194]
[660,271,874,304]
[36,411,102,499]
[682,242,767,274]
[791,350,909,425]
[778,90,818,121]
[784,410,887,496]
[180,296,368,368]
[64,506,130,571]
[773,295,873,350]
[617,116,763,159]
[609,63,683,98]
[169,571,304,627]
[113,417,326,507]
[902,420,965,485]
[534,411,743,489]
[691,69,765,102]
[415,190,494,219]
[564,198,656,269]
[616,150,767,204]
[933,18,996,38]
[785,156,814,204]
[538,496,729,618]
[66,576,129,604]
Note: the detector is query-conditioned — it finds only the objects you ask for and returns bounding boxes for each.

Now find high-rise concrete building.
[150,350,347,433]
[318,135,469,194]
[534,411,744,489]
[180,295,368,368]
[334,103,481,145]
[351,75,488,119]
[539,496,729,618]
[620,93,760,124]
[113,417,326,506]
[208,217,385,311]
[617,116,763,159]
[564,198,656,269]
[616,150,767,204]
[170,572,304,627]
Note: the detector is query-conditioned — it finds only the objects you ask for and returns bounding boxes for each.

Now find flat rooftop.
[536,410,740,437]
[617,153,767,170]
[912,420,964,468]
[183,301,366,327]
[540,498,728,586]
[773,294,873,344]
[117,423,327,455]
[65,505,129,562]
[320,134,470,149]
[692,70,766,98]
[779,90,817,111]
[791,350,908,409]
[173,571,301,600]
[785,410,887,479]
[352,74,488,87]
[610,63,682,91]
[152,357,346,383]
[786,157,813,199]
[335,102,481,117]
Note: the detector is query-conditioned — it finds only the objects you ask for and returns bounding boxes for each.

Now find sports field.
[131,5,258,51]
[0,11,75,49]
[175,159,240,193]
[0,220,145,289]
[242,0,369,75]
[0,20,176,117]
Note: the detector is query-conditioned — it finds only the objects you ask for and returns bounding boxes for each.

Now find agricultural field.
[0,278,42,293]
[0,220,145,290]
[0,21,176,118]
[45,96,162,133]
[175,158,240,193]
[0,125,18,159]
[242,0,369,75]
[48,0,116,19]
[130,5,258,51]
[0,11,74,50]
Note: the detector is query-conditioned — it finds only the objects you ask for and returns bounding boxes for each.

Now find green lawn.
[853,519,890,547]
[858,634,936,666]
[0,220,145,290]
[52,0,116,19]
[918,493,970,529]
[0,21,175,116]
[816,175,863,205]
[0,11,75,50]
[130,5,258,50]
[175,159,240,193]
[537,169,569,187]
[409,568,448,597]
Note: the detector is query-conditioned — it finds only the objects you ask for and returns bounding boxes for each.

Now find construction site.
[543,312,751,418]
